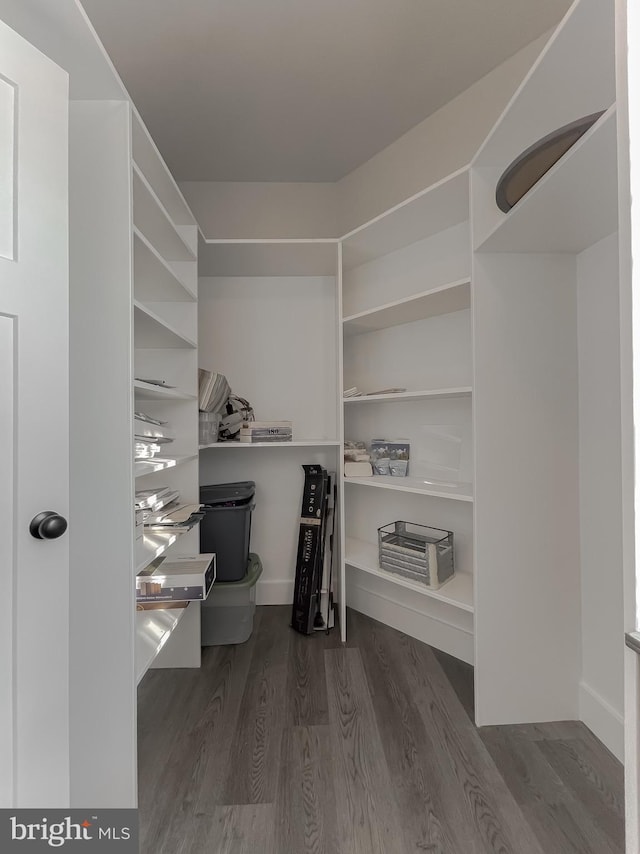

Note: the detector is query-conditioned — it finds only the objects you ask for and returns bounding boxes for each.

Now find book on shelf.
[240,421,293,442]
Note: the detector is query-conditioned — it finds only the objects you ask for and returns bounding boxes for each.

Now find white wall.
[181,180,339,239]
[577,231,625,759]
[180,33,549,240]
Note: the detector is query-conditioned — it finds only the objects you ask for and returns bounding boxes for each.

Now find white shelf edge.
[133,226,196,301]
[199,440,341,449]
[340,166,470,242]
[203,238,339,245]
[132,161,196,259]
[131,107,195,227]
[134,454,198,479]
[345,538,474,612]
[136,605,189,684]
[476,104,617,252]
[133,380,197,400]
[133,299,197,349]
[343,387,472,404]
[344,475,474,502]
[343,278,471,328]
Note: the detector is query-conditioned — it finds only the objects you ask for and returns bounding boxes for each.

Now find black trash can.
[199,481,255,581]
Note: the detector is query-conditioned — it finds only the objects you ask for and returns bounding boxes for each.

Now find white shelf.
[199,439,341,450]
[344,387,472,404]
[133,380,197,401]
[343,278,470,335]
[134,454,198,479]
[134,300,197,349]
[132,164,196,263]
[341,169,469,269]
[135,528,198,574]
[199,238,338,277]
[135,606,189,684]
[134,228,196,302]
[477,106,617,253]
[344,475,473,502]
[132,113,195,227]
[345,537,474,612]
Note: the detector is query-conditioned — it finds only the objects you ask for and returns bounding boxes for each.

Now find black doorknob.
[29,511,68,540]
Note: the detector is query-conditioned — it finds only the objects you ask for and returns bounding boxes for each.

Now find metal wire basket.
[378,521,454,589]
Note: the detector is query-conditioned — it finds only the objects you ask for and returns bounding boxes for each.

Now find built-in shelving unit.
[341,167,474,659]
[131,109,200,682]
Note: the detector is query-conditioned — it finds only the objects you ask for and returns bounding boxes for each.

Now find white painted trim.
[257,578,295,606]
[346,579,474,665]
[203,237,339,245]
[579,679,624,762]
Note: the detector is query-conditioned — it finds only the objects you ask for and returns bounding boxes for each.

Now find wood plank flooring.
[137,606,624,854]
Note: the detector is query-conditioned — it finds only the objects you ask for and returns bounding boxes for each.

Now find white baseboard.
[257,578,295,605]
[579,680,624,762]
[346,577,474,665]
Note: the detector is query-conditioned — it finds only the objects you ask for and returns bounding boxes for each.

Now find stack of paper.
[144,502,204,532]
[199,370,231,413]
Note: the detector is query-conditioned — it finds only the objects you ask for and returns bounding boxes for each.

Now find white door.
[0,18,69,807]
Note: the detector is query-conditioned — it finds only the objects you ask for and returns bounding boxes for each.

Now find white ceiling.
[82,0,572,183]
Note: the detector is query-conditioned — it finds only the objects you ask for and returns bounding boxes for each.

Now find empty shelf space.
[199,238,338,277]
[342,169,469,269]
[199,439,341,450]
[343,278,470,335]
[345,537,474,612]
[344,475,473,501]
[343,387,472,404]
[134,454,198,479]
[477,106,617,253]
[134,380,197,401]
[136,606,188,684]
[133,164,196,263]
[134,301,196,349]
[134,228,196,302]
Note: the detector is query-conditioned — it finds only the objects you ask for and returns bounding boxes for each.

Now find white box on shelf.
[136,553,216,603]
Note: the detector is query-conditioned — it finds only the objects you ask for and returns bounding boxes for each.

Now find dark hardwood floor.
[137,606,624,853]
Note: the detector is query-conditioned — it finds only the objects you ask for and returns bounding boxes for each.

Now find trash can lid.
[200,481,256,507]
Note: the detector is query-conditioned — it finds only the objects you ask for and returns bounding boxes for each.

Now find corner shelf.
[133,380,197,401]
[476,106,617,254]
[134,227,196,302]
[343,278,470,335]
[344,475,473,502]
[135,606,189,684]
[343,387,472,404]
[134,454,198,479]
[345,538,474,612]
[132,164,196,263]
[341,168,469,269]
[199,238,338,277]
[199,439,341,450]
[134,300,197,349]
